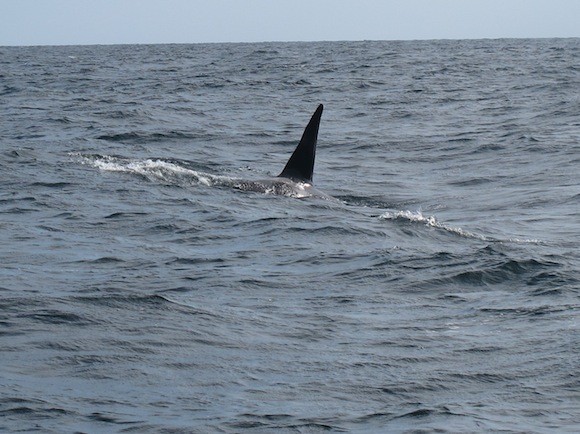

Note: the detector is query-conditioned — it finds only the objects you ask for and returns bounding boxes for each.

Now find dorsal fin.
[278,104,323,182]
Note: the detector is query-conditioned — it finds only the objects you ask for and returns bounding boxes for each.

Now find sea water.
[1,39,578,433]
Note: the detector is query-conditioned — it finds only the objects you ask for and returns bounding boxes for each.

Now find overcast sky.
[1,0,579,46]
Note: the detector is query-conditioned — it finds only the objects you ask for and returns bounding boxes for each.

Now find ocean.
[1,38,578,433]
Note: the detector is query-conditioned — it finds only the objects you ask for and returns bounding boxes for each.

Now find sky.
[1,0,579,46]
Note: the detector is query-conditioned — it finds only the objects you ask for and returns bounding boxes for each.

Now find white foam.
[73,154,226,187]
[504,237,543,245]
[379,210,488,240]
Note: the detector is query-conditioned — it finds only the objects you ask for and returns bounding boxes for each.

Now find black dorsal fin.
[278,104,323,183]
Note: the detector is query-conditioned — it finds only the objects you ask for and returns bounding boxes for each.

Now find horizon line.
[2,35,578,49]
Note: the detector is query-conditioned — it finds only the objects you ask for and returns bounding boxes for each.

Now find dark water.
[1,39,579,433]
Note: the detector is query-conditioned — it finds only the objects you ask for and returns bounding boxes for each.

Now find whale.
[233,104,332,199]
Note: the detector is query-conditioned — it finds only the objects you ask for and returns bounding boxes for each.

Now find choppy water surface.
[1,39,579,433]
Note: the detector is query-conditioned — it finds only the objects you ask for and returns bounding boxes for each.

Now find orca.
[233,104,332,199]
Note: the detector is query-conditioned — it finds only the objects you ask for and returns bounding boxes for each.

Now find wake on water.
[75,153,320,198]
[73,153,540,245]
[76,153,221,187]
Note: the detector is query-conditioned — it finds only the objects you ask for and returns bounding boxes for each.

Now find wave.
[379,210,542,244]
[96,130,203,143]
[379,210,488,240]
[72,153,228,188]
